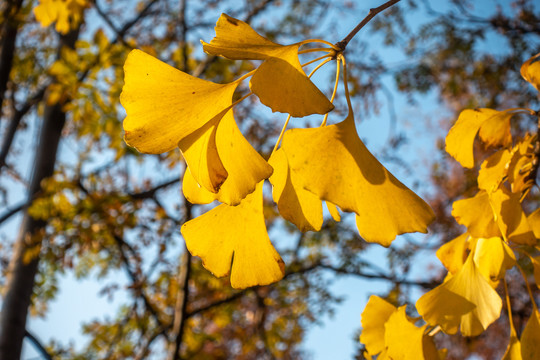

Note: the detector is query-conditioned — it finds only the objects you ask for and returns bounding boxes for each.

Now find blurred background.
[0,0,539,359]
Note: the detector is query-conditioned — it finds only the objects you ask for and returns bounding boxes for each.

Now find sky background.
[2,0,528,359]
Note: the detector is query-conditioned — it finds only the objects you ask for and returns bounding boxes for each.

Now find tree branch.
[335,0,401,51]
[24,329,53,360]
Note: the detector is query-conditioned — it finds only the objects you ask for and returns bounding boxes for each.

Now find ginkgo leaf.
[473,237,515,283]
[360,295,397,356]
[281,109,434,246]
[326,202,341,222]
[249,47,334,117]
[179,113,227,193]
[521,309,540,360]
[181,110,273,205]
[182,167,216,205]
[446,108,513,168]
[529,208,540,239]
[521,52,540,92]
[508,135,535,193]
[436,232,469,275]
[489,187,536,245]
[268,149,323,232]
[384,306,433,360]
[502,321,522,360]
[478,149,513,192]
[121,49,238,154]
[202,14,334,117]
[34,0,88,34]
[181,182,284,289]
[529,256,540,289]
[452,191,500,238]
[417,254,501,336]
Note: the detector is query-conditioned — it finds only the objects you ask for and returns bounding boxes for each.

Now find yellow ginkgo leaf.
[478,148,513,192]
[472,237,516,283]
[384,306,434,360]
[360,295,397,356]
[202,14,334,117]
[181,110,273,205]
[417,254,501,336]
[436,232,469,275]
[502,319,522,360]
[529,256,540,289]
[527,208,540,239]
[521,52,540,92]
[268,149,323,232]
[326,202,341,222]
[521,310,540,360]
[121,49,238,154]
[34,0,88,34]
[182,167,216,205]
[452,190,500,239]
[446,108,513,168]
[508,135,535,193]
[489,187,536,245]
[281,110,434,246]
[181,182,284,289]
[179,114,227,193]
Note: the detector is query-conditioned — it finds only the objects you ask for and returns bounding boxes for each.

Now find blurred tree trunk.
[0,28,79,359]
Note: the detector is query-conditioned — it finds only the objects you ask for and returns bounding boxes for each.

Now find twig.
[24,329,53,360]
[335,0,401,51]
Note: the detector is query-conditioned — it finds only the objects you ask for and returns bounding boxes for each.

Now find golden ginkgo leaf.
[529,208,540,239]
[472,237,515,283]
[489,187,536,246]
[436,232,469,275]
[478,148,513,192]
[281,110,434,246]
[182,167,216,205]
[181,182,284,289]
[268,149,323,232]
[529,256,540,289]
[446,108,513,168]
[417,254,502,336]
[34,0,88,34]
[326,202,341,222]
[508,134,535,193]
[202,14,333,117]
[521,52,540,92]
[180,109,273,205]
[521,309,540,360]
[384,306,436,360]
[502,318,522,360]
[452,190,500,239]
[360,295,397,356]
[121,49,238,154]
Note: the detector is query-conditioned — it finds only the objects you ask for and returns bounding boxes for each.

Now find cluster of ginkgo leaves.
[359,54,540,360]
[34,0,88,34]
[119,13,435,289]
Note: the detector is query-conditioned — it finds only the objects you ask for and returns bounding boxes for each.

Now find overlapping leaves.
[120,13,435,290]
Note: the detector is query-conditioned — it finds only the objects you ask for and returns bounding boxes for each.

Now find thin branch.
[335,0,401,51]
[187,289,250,317]
[130,178,179,200]
[24,329,53,360]
[0,201,26,226]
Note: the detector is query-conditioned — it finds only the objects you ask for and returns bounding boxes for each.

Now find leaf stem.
[272,115,292,154]
[335,0,401,51]
[516,263,538,311]
[300,39,340,50]
[321,57,341,126]
[298,47,334,54]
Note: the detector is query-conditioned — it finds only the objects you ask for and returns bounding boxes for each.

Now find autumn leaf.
[521,52,540,92]
[202,13,334,116]
[34,0,88,34]
[360,295,397,356]
[280,103,434,246]
[181,182,284,289]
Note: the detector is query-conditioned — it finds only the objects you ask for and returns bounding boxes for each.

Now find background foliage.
[0,0,539,359]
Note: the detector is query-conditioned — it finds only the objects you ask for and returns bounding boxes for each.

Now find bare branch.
[24,329,53,360]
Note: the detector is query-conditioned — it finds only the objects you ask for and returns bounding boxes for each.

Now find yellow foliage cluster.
[34,0,88,34]
[120,14,435,289]
[360,53,540,359]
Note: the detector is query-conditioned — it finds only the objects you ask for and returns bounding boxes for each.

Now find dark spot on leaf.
[192,91,196,94]
[227,18,239,26]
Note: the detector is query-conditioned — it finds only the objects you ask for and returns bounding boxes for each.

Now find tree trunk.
[0,29,79,360]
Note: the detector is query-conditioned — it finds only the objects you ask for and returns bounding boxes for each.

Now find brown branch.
[130,178,180,200]
[0,0,24,120]
[168,200,192,360]
[335,0,401,51]
[24,329,53,360]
